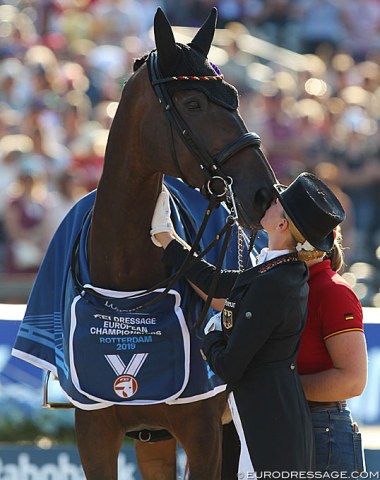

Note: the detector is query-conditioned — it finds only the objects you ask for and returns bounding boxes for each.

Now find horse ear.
[189,7,217,57]
[154,7,178,73]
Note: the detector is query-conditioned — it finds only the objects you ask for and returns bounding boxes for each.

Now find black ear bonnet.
[151,7,239,111]
[159,43,238,110]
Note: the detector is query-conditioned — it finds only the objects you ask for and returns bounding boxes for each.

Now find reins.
[70,188,254,324]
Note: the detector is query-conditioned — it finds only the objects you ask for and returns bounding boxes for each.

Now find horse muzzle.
[234,186,274,229]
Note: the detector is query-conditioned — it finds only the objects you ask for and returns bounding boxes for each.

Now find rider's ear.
[189,8,217,57]
[278,217,288,231]
[154,8,178,75]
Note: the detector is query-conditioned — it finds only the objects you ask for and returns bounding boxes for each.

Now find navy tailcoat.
[163,241,315,473]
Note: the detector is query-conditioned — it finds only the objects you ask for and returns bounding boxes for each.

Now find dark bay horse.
[68,8,276,480]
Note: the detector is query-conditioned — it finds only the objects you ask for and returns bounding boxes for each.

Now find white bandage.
[150,186,174,247]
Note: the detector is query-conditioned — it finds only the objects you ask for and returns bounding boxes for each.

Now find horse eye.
[186,100,200,110]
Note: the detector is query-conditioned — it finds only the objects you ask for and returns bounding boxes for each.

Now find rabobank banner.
[349,308,380,425]
[0,305,44,413]
[0,444,187,479]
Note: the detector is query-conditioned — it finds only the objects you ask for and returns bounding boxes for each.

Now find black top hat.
[273,172,346,252]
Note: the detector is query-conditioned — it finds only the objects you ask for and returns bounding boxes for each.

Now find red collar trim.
[258,253,299,274]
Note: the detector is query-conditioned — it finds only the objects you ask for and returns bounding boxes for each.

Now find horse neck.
[88,84,169,291]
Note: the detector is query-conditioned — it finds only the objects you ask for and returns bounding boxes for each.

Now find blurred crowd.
[1,0,380,306]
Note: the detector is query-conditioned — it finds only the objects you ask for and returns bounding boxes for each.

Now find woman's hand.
[150,187,175,248]
[154,231,175,249]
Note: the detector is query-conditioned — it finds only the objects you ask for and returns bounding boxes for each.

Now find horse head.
[148,7,277,229]
[92,7,277,288]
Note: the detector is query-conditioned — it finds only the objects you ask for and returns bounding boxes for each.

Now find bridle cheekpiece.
[148,50,261,210]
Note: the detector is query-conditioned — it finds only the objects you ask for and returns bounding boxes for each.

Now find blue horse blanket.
[12,177,253,409]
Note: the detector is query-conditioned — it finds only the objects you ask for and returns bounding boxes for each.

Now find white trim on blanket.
[166,383,227,404]
[11,349,57,376]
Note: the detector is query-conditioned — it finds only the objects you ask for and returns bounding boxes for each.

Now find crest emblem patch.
[223,309,233,330]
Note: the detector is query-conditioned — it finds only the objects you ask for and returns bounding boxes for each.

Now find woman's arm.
[155,233,227,309]
[151,194,238,298]
[162,238,238,298]
[189,282,225,311]
[300,331,368,401]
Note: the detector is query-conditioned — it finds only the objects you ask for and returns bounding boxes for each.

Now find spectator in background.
[218,34,254,95]
[0,136,32,270]
[0,59,29,113]
[313,162,357,266]
[252,0,299,50]
[341,0,380,62]
[44,169,87,241]
[23,124,70,189]
[258,90,303,183]
[3,161,50,274]
[295,0,347,58]
[331,127,380,263]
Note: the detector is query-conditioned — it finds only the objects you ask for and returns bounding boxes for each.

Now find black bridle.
[149,51,262,205]
[71,53,261,326]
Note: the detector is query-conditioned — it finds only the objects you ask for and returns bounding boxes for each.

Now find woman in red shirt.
[298,227,368,473]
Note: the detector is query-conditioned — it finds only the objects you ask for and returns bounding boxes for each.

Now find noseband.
[149,51,261,205]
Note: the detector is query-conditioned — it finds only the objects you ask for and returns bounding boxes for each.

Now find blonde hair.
[325,225,345,272]
[284,213,345,267]
[283,212,325,262]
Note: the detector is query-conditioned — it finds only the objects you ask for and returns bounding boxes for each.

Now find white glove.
[204,312,222,334]
[150,186,174,247]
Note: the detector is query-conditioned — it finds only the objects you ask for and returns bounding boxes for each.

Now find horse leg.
[172,399,223,480]
[75,407,125,480]
[135,438,177,480]
[176,420,222,480]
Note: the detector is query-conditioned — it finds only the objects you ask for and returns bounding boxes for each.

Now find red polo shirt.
[297,259,364,375]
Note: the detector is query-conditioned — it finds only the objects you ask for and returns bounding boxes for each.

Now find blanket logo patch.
[114,375,138,399]
[106,353,148,399]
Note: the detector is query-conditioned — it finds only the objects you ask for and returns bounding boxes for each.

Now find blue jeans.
[311,406,366,473]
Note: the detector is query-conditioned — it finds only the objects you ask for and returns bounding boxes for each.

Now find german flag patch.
[344,313,354,321]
